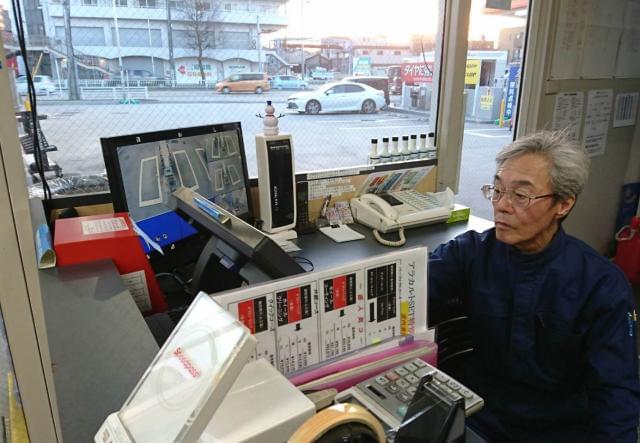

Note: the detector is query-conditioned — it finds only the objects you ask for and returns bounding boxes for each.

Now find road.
[35,90,513,220]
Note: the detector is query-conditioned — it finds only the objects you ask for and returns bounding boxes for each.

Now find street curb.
[385,106,429,117]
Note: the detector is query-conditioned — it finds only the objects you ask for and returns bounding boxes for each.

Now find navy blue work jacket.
[428,227,640,442]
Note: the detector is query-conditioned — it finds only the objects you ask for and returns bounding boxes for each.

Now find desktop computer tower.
[255,134,296,234]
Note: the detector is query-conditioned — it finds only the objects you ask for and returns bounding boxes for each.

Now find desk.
[35,214,492,442]
[296,216,494,271]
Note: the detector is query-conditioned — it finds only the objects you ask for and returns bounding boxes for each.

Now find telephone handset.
[359,193,399,221]
[350,189,454,247]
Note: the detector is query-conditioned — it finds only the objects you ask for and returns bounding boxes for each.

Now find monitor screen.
[102,123,252,252]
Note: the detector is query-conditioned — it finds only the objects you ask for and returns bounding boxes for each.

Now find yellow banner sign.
[465,60,481,85]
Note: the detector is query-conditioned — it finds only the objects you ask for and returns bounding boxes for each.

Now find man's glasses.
[481,184,555,208]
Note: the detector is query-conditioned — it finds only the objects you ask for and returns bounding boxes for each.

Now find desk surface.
[39,260,159,442]
[295,216,494,271]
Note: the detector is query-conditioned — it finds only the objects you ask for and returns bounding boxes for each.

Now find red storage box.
[54,213,167,314]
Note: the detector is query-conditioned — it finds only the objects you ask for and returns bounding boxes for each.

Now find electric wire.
[10,0,51,199]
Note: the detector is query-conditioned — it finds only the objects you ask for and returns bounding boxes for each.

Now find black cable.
[11,0,51,199]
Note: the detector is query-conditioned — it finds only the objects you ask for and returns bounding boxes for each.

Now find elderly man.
[428,131,640,441]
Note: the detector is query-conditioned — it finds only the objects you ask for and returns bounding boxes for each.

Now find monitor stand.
[191,236,272,295]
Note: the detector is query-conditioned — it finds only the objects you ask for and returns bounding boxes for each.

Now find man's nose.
[494,192,514,212]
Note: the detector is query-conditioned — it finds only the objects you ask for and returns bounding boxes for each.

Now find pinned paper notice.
[121,270,152,312]
[81,217,128,236]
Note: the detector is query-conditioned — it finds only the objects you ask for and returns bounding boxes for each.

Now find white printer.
[96,293,315,443]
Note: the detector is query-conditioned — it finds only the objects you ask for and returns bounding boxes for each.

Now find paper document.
[35,223,56,268]
[320,224,365,243]
[214,247,429,375]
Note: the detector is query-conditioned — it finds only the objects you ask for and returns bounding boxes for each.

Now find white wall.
[519,0,640,255]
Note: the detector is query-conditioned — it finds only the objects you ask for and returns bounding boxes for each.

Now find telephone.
[350,189,453,246]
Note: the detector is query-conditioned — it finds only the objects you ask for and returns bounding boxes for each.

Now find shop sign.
[401,62,434,85]
[465,60,481,85]
[175,62,217,84]
[480,95,494,110]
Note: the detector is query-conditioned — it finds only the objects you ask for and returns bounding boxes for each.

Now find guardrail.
[80,86,149,100]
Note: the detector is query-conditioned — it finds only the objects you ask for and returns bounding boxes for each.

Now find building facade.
[22,0,289,83]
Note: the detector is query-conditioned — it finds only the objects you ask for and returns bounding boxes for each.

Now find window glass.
[4,0,443,196]
[456,0,530,220]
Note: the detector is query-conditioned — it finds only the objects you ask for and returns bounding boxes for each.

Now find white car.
[16,75,58,95]
[287,81,386,114]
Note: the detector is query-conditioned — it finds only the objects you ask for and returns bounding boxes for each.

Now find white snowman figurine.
[261,100,279,136]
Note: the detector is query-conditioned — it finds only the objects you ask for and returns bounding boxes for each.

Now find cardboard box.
[54,213,167,314]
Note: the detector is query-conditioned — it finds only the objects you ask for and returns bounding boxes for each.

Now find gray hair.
[496,130,590,201]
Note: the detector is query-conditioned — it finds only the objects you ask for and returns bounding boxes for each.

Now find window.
[115,0,127,6]
[81,0,97,5]
[113,28,162,47]
[394,50,401,55]
[344,84,364,93]
[9,0,444,193]
[55,26,105,46]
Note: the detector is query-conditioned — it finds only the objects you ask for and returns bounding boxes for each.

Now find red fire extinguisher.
[615,216,640,284]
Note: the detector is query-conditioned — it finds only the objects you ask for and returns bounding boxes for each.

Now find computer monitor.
[102,122,253,252]
[172,187,305,294]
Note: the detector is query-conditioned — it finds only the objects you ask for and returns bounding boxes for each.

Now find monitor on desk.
[102,122,253,253]
[172,187,305,294]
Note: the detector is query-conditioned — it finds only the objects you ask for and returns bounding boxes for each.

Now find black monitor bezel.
[101,122,254,224]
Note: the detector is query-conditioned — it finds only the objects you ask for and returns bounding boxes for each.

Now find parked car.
[342,76,391,105]
[270,75,308,90]
[215,72,270,94]
[16,75,57,95]
[287,81,386,114]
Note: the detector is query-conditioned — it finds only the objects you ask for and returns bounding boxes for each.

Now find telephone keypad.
[389,190,443,211]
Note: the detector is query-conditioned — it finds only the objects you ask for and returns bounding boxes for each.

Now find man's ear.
[555,195,576,219]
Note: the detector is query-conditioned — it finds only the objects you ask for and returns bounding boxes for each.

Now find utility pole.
[166,0,176,86]
[62,0,79,99]
[300,0,304,77]
[256,15,262,72]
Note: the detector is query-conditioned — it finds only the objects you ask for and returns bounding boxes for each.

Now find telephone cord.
[373,227,406,247]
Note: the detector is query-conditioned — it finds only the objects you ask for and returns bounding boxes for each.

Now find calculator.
[334,358,483,432]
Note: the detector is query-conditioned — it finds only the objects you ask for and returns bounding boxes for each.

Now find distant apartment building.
[20,0,289,82]
[498,26,525,63]
[351,36,411,75]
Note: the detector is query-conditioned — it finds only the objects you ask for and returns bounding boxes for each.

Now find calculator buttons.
[385,384,399,394]
[396,379,410,389]
[413,359,427,368]
[396,405,409,417]
[447,380,460,390]
[407,386,417,396]
[385,372,400,382]
[459,388,474,399]
[414,367,434,379]
[397,392,412,403]
[403,362,418,372]
[394,367,409,377]
[405,374,419,384]
[375,376,389,386]
[434,372,449,383]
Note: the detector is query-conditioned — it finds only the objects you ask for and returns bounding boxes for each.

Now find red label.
[401,62,434,85]
[238,300,255,334]
[333,276,347,309]
[287,287,302,323]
